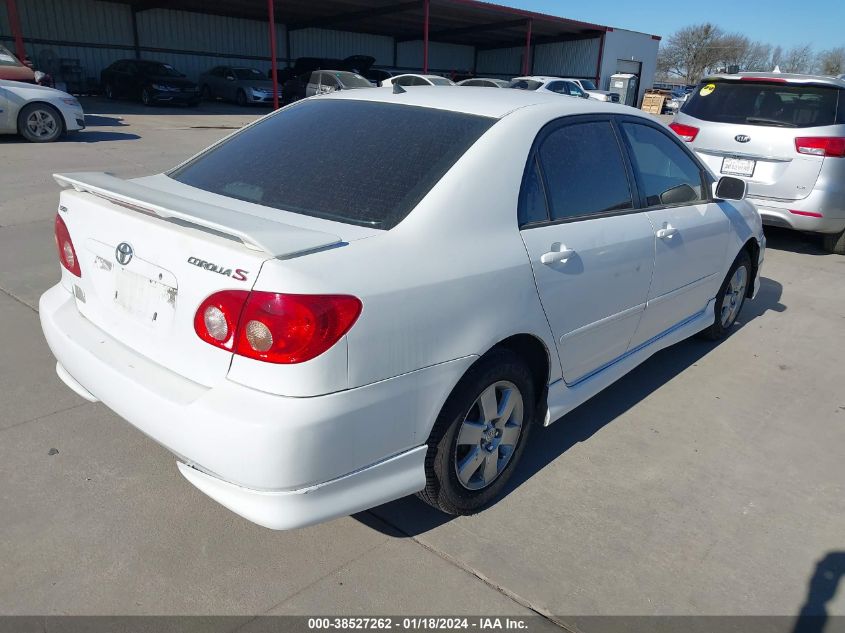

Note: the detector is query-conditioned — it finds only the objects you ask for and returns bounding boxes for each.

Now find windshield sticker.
[700,83,716,97]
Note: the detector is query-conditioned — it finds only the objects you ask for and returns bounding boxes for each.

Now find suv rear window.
[683,80,841,128]
[170,99,494,229]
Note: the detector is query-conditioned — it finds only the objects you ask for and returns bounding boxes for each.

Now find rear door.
[619,119,730,348]
[680,79,841,200]
[519,116,655,384]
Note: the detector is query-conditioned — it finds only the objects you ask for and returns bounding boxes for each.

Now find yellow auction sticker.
[700,83,716,96]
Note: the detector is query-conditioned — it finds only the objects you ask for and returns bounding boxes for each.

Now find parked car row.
[670,72,845,254]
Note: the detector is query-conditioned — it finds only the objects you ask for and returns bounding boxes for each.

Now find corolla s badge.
[735,135,751,143]
[115,242,134,265]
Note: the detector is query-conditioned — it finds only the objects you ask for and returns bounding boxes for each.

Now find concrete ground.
[0,98,843,624]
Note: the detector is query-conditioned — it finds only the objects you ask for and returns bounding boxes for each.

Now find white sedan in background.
[380,73,455,87]
[509,75,589,99]
[40,87,763,530]
[0,79,85,142]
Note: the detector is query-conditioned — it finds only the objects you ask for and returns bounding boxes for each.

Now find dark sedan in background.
[100,59,200,106]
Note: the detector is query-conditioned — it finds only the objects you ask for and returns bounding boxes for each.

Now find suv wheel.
[417,349,535,515]
[822,229,845,255]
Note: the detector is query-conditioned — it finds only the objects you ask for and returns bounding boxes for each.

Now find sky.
[508,0,843,50]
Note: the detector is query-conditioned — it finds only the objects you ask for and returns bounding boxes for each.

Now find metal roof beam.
[476,30,601,51]
[395,17,527,42]
[288,1,424,31]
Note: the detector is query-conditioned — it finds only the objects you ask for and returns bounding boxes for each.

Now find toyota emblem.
[115,242,134,265]
[735,134,751,143]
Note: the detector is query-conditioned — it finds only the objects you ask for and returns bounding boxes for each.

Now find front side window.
[169,100,495,229]
[537,121,633,221]
[620,122,705,207]
[233,68,263,80]
[566,82,585,97]
[545,82,566,94]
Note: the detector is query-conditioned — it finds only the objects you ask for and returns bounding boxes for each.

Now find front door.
[519,118,655,384]
[618,120,731,347]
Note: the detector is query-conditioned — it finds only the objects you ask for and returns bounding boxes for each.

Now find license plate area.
[721,157,756,177]
[114,268,177,326]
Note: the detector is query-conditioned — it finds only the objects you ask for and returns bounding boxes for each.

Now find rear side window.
[620,123,705,207]
[537,121,633,221]
[170,100,494,229]
[683,80,841,128]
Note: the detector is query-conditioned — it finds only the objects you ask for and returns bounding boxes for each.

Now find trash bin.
[609,73,639,107]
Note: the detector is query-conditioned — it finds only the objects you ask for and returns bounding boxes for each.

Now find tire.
[18,103,63,143]
[141,86,153,106]
[104,83,115,100]
[200,85,212,101]
[236,89,248,106]
[822,229,845,255]
[699,249,752,340]
[417,349,536,515]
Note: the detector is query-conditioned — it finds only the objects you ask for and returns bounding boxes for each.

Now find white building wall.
[476,46,522,77]
[599,28,660,106]
[533,38,600,78]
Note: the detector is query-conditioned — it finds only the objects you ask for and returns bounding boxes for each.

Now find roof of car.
[511,76,568,83]
[318,84,637,119]
[702,72,845,88]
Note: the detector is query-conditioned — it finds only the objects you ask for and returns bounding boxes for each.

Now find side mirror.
[713,176,747,201]
[580,92,590,99]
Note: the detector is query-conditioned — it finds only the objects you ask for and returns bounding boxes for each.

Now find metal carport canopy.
[107,0,610,108]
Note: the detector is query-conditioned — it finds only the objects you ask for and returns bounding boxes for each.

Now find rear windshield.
[233,68,263,80]
[683,80,842,128]
[509,79,542,91]
[428,76,454,86]
[169,99,494,229]
[332,71,372,88]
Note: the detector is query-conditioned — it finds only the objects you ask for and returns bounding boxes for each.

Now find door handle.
[540,243,575,265]
[655,225,678,239]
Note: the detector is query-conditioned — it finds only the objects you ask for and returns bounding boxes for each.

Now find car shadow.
[360,276,786,537]
[66,131,141,142]
[792,551,845,633]
[764,226,832,256]
[82,113,129,127]
[78,96,268,117]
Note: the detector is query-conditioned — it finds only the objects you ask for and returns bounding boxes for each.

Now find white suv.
[41,88,764,529]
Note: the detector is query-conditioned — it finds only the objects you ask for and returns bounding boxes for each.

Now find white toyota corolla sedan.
[40,87,764,530]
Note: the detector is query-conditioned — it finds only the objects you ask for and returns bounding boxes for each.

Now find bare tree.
[817,47,845,76]
[657,23,724,83]
[715,34,773,72]
[781,44,814,73]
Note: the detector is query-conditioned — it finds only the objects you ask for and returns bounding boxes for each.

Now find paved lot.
[0,99,843,624]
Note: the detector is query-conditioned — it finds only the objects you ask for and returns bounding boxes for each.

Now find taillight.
[669,122,699,142]
[54,213,81,277]
[194,291,362,364]
[794,137,845,158]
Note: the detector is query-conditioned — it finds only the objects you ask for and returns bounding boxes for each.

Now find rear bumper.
[39,284,471,528]
[752,198,845,234]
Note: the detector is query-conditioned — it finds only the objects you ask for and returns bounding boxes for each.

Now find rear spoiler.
[53,172,342,258]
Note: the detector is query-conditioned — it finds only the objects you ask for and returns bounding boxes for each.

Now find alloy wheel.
[454,381,524,491]
[720,265,748,327]
[25,109,59,139]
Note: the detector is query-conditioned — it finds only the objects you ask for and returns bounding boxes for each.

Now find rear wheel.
[236,89,248,106]
[822,229,845,255]
[18,103,63,143]
[700,250,751,340]
[417,349,535,515]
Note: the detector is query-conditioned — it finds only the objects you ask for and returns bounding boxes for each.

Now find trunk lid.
[55,172,342,387]
[686,119,825,201]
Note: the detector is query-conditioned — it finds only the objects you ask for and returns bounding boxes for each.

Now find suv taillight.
[54,213,81,277]
[795,137,845,158]
[195,291,362,364]
[669,122,699,142]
